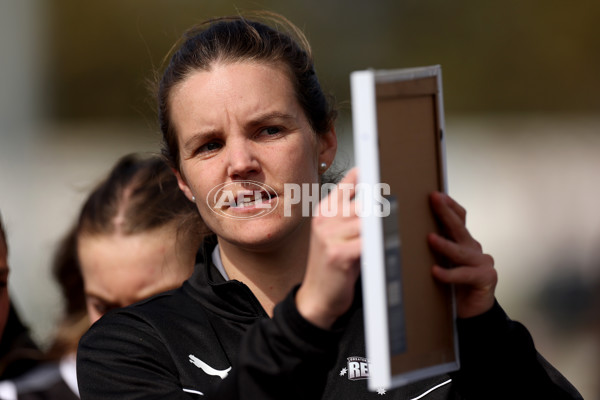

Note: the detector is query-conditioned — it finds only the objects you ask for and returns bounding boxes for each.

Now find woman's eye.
[262,126,281,136]
[197,141,222,154]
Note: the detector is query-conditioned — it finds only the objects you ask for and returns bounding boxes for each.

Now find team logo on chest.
[339,357,388,395]
[340,356,370,380]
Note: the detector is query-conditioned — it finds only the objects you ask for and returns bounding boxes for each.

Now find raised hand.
[428,192,497,318]
[296,168,362,329]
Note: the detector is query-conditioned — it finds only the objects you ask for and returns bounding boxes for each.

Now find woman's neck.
[217,223,310,317]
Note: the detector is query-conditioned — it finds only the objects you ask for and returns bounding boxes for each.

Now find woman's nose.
[226,138,261,180]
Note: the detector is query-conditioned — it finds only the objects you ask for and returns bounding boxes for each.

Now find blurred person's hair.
[46,153,207,359]
[52,227,84,317]
[45,227,86,360]
[77,153,206,242]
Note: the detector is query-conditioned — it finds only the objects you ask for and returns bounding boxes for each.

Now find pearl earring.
[319,162,327,171]
[192,196,196,202]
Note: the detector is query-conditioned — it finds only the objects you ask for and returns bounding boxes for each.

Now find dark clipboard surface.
[350,65,459,391]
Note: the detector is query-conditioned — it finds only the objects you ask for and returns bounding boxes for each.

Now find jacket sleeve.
[204,286,342,399]
[77,312,197,400]
[451,300,583,400]
[77,288,341,400]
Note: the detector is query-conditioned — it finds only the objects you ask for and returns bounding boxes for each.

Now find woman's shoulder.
[76,282,225,400]
[88,282,204,338]
[78,283,214,369]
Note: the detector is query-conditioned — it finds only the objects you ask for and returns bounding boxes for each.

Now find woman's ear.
[318,127,337,170]
[173,168,195,202]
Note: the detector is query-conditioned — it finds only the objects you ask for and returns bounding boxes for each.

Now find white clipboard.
[350,65,459,391]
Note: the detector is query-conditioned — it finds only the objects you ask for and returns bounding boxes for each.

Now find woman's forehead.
[170,62,303,128]
[175,61,294,100]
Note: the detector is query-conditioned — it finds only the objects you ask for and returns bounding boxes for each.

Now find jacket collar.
[185,235,268,321]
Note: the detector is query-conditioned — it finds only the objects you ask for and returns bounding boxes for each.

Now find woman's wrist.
[295,286,337,330]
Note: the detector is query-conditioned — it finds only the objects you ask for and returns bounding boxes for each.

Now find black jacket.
[0,304,43,381]
[77,239,582,399]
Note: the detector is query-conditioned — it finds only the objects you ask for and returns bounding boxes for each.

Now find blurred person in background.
[0,154,207,399]
[0,212,44,383]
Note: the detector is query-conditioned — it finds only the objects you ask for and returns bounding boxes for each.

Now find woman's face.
[78,228,193,324]
[171,61,336,250]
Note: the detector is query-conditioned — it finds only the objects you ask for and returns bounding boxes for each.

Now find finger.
[432,265,497,318]
[335,168,358,205]
[430,192,472,244]
[441,193,467,224]
[338,217,361,240]
[339,167,359,185]
[314,236,362,272]
[338,237,362,259]
[313,213,361,241]
[319,168,358,217]
[432,264,497,288]
[428,233,489,267]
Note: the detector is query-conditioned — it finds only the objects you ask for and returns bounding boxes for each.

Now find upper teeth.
[236,192,263,205]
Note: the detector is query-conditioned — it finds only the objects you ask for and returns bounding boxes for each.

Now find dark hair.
[157,12,337,170]
[52,226,84,316]
[45,225,88,360]
[77,153,205,241]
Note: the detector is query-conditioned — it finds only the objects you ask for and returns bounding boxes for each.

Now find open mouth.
[207,180,280,220]
[230,190,277,209]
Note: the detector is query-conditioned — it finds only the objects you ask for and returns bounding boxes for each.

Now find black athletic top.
[77,238,582,399]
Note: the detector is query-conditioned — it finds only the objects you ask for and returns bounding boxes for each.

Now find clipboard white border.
[350,65,458,391]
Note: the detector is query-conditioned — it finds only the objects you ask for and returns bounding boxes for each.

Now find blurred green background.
[1,1,599,398]
[43,0,600,120]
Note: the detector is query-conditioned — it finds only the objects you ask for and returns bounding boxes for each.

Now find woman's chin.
[216,216,307,251]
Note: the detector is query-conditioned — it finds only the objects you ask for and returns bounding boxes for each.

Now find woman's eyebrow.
[182,130,220,153]
[245,111,296,128]
[182,112,298,152]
